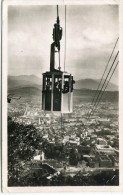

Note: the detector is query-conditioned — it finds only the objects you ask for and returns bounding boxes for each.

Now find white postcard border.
[2,0,123,192]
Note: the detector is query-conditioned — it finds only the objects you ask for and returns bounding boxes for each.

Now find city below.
[8,92,119,186]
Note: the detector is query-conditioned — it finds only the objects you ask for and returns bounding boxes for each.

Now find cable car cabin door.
[62,74,73,113]
[42,73,73,113]
[53,75,62,111]
[42,75,52,111]
[42,73,62,112]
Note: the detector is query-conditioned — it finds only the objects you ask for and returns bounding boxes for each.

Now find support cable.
[61,5,66,129]
[86,37,119,120]
[58,51,61,70]
[57,5,59,18]
[64,5,66,72]
[81,37,119,132]
[87,52,119,122]
[91,37,119,105]
[89,60,119,117]
[61,113,63,131]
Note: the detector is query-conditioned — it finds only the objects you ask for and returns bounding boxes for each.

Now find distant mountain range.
[8,75,118,103]
[8,75,118,91]
[8,86,41,96]
[8,75,41,90]
[75,78,118,91]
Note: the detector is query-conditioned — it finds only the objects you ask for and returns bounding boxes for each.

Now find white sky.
[8,5,119,84]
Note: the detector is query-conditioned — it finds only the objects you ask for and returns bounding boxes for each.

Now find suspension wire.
[91,37,119,105]
[58,51,61,70]
[61,113,63,131]
[87,51,119,120]
[87,51,119,122]
[82,38,119,130]
[61,5,66,130]
[85,37,119,120]
[64,5,66,72]
[92,61,119,111]
[84,61,118,131]
[57,5,59,18]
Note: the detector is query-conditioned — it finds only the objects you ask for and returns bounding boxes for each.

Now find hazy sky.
[8,5,119,84]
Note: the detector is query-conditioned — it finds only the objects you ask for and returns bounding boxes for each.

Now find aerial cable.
[91,37,119,106]
[88,51,119,120]
[58,51,61,70]
[88,61,119,121]
[87,51,119,121]
[56,5,61,71]
[64,5,66,72]
[61,113,63,131]
[91,60,119,112]
[61,5,66,129]
[85,37,119,120]
[79,36,118,131]
[83,38,119,129]
[57,4,59,18]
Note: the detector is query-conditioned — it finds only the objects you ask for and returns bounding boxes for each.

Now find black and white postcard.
[1,0,123,192]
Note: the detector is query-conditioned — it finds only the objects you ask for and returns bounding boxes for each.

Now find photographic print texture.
[2,0,123,192]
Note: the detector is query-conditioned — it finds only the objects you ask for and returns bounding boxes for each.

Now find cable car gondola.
[42,5,75,113]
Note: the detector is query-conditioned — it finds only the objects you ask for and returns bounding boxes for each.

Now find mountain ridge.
[8,86,118,103]
[8,75,118,91]
[75,78,118,91]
